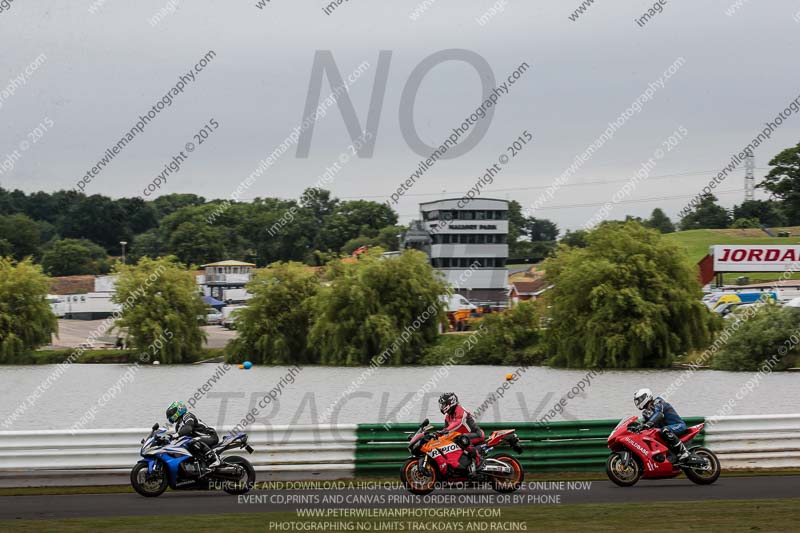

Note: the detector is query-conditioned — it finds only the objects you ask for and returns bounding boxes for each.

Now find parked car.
[197,308,223,325]
[221,306,245,329]
[205,310,223,325]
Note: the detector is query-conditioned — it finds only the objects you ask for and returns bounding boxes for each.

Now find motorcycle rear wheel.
[220,456,257,495]
[489,454,524,493]
[130,462,168,497]
[683,447,721,485]
[400,458,437,495]
[606,453,641,487]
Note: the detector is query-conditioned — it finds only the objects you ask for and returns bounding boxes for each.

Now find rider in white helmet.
[634,388,690,463]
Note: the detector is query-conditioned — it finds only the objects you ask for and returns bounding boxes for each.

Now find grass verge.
[1,348,226,365]
[1,499,799,532]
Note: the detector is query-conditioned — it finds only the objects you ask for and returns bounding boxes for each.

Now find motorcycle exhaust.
[480,459,512,475]
[209,466,244,481]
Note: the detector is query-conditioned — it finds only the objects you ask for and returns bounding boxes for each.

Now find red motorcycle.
[400,418,524,495]
[606,415,721,486]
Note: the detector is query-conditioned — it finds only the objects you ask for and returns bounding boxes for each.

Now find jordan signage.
[712,245,800,272]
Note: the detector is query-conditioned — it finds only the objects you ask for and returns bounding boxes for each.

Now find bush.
[308,249,448,365]
[228,262,320,364]
[731,217,761,229]
[0,257,57,363]
[422,302,545,366]
[112,257,206,363]
[712,305,800,371]
[41,238,110,276]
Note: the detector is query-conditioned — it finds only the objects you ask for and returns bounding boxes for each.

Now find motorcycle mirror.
[152,423,159,430]
[421,418,429,427]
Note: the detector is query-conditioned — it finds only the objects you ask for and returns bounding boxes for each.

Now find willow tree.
[544,221,713,368]
[309,249,448,365]
[113,256,206,363]
[229,261,321,364]
[0,257,57,362]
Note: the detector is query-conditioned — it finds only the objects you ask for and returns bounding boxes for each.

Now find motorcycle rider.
[166,400,221,469]
[633,388,690,463]
[437,393,484,477]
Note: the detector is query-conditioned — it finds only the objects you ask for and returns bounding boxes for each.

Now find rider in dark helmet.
[166,401,221,469]
[437,392,484,477]
[634,388,690,463]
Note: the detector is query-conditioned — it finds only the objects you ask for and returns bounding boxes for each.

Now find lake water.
[0,364,796,431]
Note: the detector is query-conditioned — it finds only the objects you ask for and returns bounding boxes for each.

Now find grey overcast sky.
[1,0,799,231]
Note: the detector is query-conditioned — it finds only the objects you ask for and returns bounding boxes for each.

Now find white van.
[221,305,246,329]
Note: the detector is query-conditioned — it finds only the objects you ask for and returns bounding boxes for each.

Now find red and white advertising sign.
[712,245,800,272]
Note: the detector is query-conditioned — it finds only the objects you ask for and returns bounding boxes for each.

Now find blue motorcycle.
[131,423,256,497]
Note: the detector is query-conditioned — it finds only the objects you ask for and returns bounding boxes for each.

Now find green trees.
[309,250,447,365]
[758,141,800,225]
[544,221,713,368]
[470,301,544,365]
[41,239,110,276]
[112,257,206,363]
[231,250,448,365]
[506,200,559,259]
[731,217,762,229]
[560,229,589,248]
[0,187,400,271]
[0,214,44,260]
[229,262,320,364]
[732,200,786,227]
[645,208,675,234]
[679,193,731,230]
[712,305,800,371]
[0,258,57,362]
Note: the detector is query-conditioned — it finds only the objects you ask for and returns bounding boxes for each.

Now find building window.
[475,211,486,220]
[461,211,474,220]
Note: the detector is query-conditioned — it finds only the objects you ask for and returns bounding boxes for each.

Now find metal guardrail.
[0,425,357,487]
[0,415,797,487]
[705,414,800,469]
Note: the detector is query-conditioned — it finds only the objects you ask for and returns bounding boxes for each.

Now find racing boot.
[662,428,690,463]
[204,449,221,469]
[467,448,480,478]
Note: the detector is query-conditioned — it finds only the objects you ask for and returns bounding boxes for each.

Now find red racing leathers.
[443,405,485,445]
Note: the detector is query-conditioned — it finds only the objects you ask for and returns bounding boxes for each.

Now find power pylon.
[744,152,755,202]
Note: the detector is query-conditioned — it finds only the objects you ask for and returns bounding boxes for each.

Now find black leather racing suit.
[175,413,219,465]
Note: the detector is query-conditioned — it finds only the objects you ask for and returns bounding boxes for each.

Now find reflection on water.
[0,364,796,430]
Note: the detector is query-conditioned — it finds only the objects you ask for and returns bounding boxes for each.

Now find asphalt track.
[0,476,798,520]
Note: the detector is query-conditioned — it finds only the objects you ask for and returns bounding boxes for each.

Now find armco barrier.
[0,425,357,487]
[704,414,800,469]
[355,418,705,475]
[0,415,797,487]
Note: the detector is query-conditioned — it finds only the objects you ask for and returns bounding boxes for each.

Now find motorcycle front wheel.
[400,458,437,495]
[130,462,168,497]
[606,452,641,487]
[683,446,721,485]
